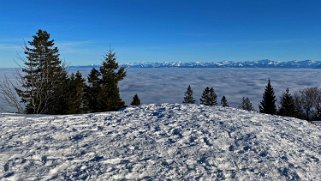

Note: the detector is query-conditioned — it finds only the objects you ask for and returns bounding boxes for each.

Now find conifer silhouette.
[221,96,229,107]
[131,94,141,106]
[200,87,217,106]
[259,80,277,114]
[16,29,68,114]
[278,88,296,117]
[183,85,195,104]
[239,97,254,111]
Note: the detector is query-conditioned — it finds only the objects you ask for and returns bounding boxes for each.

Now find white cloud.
[0,43,21,50]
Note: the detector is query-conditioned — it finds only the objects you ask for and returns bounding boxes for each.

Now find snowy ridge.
[1,104,321,180]
[121,60,321,68]
[67,60,321,69]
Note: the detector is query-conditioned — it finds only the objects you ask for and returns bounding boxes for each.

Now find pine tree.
[239,97,254,111]
[183,85,195,104]
[131,94,141,106]
[98,50,126,111]
[221,96,229,107]
[200,87,217,106]
[277,88,296,117]
[259,80,277,114]
[16,29,68,114]
[85,68,101,112]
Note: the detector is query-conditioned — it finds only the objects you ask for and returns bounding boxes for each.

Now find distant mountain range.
[68,60,321,69]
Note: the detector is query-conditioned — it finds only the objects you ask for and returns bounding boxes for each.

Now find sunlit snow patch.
[0,104,321,180]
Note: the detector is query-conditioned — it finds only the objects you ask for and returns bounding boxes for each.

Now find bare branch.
[0,74,24,113]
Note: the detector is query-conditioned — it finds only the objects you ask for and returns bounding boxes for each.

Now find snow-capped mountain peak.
[120,60,321,68]
[67,60,321,69]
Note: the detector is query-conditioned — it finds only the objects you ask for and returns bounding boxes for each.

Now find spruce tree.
[66,71,86,114]
[200,87,210,105]
[131,94,141,106]
[259,80,277,114]
[16,29,68,114]
[209,88,217,106]
[221,96,229,107]
[183,85,195,104]
[50,71,69,114]
[200,87,217,106]
[278,88,296,117]
[85,68,101,112]
[98,50,126,111]
[239,97,254,111]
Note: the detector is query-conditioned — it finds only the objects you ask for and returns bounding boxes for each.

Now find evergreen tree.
[16,29,68,114]
[278,88,296,117]
[183,85,195,104]
[259,80,277,114]
[200,87,217,106]
[239,97,254,111]
[221,96,229,107]
[85,68,101,112]
[49,71,69,114]
[66,71,86,114]
[131,94,141,106]
[98,50,126,111]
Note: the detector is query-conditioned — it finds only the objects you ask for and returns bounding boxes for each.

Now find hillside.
[0,104,321,180]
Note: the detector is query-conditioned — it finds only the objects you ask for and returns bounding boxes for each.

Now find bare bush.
[0,75,24,113]
[294,87,321,121]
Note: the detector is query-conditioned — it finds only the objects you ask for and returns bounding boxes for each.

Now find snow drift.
[0,104,321,180]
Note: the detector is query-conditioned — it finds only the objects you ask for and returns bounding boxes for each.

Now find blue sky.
[0,0,321,67]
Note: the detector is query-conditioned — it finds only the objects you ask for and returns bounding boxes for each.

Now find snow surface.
[1,104,321,180]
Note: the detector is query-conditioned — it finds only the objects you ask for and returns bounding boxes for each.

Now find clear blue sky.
[1,0,321,67]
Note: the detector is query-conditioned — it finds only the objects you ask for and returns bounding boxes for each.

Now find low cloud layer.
[119,68,321,110]
[1,68,320,112]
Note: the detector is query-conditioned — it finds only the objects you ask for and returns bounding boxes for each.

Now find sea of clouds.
[1,68,321,112]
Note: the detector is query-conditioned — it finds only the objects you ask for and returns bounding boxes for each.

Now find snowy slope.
[1,104,321,180]
[120,59,321,68]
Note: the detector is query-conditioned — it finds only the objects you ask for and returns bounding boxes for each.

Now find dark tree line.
[183,85,250,110]
[182,81,321,122]
[183,85,229,107]
[258,80,321,121]
[10,29,141,115]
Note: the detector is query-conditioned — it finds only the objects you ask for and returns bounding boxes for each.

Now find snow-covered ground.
[1,104,321,180]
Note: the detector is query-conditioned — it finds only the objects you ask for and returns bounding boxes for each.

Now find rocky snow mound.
[0,104,321,180]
